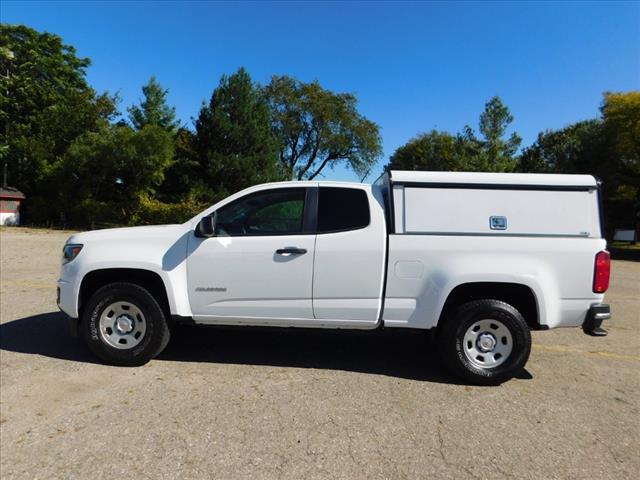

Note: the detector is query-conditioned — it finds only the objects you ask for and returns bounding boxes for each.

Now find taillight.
[593,250,610,293]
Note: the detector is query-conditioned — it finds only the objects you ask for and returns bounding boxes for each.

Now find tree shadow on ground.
[0,312,532,385]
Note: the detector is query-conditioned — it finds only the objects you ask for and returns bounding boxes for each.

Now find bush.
[130,196,207,225]
[67,199,130,229]
[21,196,60,226]
[22,197,128,229]
[30,196,206,229]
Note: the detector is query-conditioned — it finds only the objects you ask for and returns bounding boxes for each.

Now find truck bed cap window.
[318,187,370,233]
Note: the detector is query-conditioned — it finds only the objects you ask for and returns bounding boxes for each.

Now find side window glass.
[215,189,306,236]
[317,187,370,233]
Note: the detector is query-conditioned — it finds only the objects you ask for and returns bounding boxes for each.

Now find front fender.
[59,230,193,318]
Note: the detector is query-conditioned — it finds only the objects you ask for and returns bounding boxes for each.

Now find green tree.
[157,127,202,202]
[0,24,117,207]
[473,96,522,171]
[388,96,520,173]
[59,124,174,226]
[452,97,522,172]
[265,75,382,180]
[388,130,470,171]
[516,137,553,173]
[516,120,603,174]
[601,92,640,176]
[601,92,640,236]
[515,92,640,236]
[194,68,283,201]
[128,75,179,132]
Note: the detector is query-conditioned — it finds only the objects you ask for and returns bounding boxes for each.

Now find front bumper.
[57,276,79,318]
[57,284,79,337]
[582,304,611,336]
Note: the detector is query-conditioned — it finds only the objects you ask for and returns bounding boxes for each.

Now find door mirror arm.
[195,212,217,238]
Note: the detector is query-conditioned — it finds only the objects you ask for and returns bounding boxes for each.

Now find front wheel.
[438,299,531,385]
[80,282,171,366]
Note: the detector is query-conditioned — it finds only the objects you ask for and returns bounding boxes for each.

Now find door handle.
[276,247,307,255]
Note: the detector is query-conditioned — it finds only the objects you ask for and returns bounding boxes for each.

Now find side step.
[582,304,611,337]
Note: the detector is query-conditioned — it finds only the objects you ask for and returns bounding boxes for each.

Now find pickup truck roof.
[388,170,598,189]
[205,172,599,191]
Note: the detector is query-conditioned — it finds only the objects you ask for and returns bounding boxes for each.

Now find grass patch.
[610,242,640,261]
[610,241,640,251]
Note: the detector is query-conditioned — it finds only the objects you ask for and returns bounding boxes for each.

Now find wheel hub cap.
[116,315,134,334]
[462,319,513,369]
[477,333,497,352]
[98,301,146,350]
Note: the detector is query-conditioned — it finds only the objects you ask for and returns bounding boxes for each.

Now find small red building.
[0,187,26,226]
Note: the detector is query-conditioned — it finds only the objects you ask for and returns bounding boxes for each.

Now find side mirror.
[195,212,217,238]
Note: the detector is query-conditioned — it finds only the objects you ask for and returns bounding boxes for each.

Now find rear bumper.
[582,303,611,336]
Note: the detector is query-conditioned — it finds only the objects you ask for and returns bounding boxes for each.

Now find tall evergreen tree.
[128,75,179,132]
[156,127,202,202]
[194,68,284,201]
[476,97,522,171]
[458,96,522,172]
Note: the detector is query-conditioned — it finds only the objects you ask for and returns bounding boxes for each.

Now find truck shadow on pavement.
[0,312,532,385]
[0,312,98,363]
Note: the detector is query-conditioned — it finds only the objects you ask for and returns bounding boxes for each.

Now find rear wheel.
[81,282,171,366]
[438,299,531,385]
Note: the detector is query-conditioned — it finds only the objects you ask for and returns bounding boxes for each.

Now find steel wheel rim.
[462,318,513,369]
[99,301,147,350]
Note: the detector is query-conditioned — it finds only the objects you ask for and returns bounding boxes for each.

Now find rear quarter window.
[318,187,370,233]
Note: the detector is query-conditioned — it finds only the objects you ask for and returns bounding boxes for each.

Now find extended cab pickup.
[58,171,611,384]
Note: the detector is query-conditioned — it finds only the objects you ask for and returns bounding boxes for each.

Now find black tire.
[80,282,171,366]
[438,299,531,385]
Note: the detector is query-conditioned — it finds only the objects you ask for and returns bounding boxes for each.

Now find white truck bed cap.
[389,170,598,188]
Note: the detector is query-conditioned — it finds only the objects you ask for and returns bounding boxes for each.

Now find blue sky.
[2,1,639,181]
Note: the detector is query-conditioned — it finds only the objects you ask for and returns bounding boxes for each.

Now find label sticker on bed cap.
[490,216,507,230]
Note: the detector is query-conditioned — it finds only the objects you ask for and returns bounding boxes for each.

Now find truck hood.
[66,224,184,245]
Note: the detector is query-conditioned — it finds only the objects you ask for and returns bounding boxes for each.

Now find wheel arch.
[437,282,541,330]
[79,268,171,320]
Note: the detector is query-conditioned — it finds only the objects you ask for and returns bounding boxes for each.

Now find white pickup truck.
[58,171,611,384]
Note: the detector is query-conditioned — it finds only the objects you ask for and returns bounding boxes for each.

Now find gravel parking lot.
[1,227,638,479]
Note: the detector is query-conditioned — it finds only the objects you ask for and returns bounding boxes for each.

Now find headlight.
[62,244,83,264]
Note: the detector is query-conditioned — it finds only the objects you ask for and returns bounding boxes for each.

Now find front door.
[187,187,316,322]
